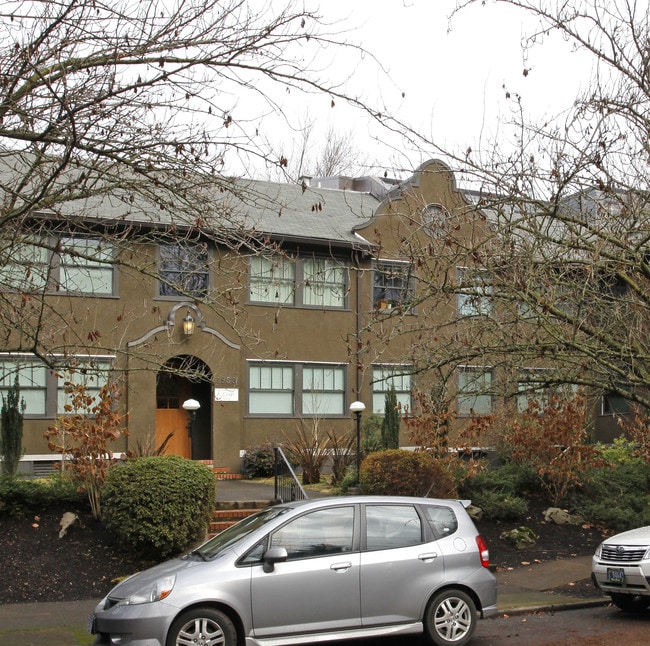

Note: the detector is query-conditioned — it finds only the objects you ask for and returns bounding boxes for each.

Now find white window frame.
[249,255,296,305]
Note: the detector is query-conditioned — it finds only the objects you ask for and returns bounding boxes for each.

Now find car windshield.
[191,506,291,560]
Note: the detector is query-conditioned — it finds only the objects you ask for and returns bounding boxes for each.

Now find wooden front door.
[155,407,190,458]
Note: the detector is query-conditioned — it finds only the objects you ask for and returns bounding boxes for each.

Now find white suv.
[592,525,650,612]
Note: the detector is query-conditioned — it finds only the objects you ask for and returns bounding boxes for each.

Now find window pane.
[303,258,346,307]
[457,267,492,317]
[249,255,295,304]
[271,506,354,559]
[458,368,493,416]
[372,366,412,415]
[159,244,209,298]
[302,366,345,415]
[0,242,49,292]
[0,360,47,415]
[365,505,422,550]
[60,238,114,295]
[57,361,112,414]
[373,260,414,309]
[249,364,294,414]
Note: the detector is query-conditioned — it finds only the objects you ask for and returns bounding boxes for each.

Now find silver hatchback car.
[89,496,497,646]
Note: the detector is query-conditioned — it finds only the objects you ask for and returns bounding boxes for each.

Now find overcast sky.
[257,0,593,178]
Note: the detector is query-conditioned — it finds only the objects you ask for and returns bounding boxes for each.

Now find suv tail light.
[476,535,490,569]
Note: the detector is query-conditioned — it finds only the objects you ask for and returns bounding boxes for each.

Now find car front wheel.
[166,607,237,646]
[425,589,477,646]
[610,593,650,613]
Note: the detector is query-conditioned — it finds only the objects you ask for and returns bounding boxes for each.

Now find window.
[57,360,112,414]
[0,236,115,296]
[158,243,209,299]
[517,370,579,413]
[372,365,412,414]
[248,362,347,416]
[0,240,49,292]
[365,505,422,550]
[249,254,348,308]
[373,260,414,310]
[0,355,113,418]
[303,258,346,307]
[457,367,493,416]
[457,267,492,317]
[59,237,114,294]
[601,392,631,416]
[0,359,47,415]
[270,506,354,560]
[249,364,294,414]
[302,366,345,415]
[249,255,295,305]
[422,505,458,539]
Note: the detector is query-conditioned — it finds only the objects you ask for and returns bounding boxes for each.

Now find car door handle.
[418,553,438,562]
[330,561,352,572]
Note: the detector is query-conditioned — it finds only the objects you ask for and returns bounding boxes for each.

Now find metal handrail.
[274,446,308,502]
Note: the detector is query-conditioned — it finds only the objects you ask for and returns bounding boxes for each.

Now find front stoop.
[209,501,272,537]
[196,461,245,481]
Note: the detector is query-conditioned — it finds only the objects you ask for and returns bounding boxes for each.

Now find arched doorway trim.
[127,302,241,350]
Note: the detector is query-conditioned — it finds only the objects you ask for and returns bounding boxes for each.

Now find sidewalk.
[0,481,610,645]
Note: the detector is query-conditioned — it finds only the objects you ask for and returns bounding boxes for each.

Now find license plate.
[87,613,96,634]
[607,568,625,584]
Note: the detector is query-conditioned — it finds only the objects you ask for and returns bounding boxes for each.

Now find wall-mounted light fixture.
[182,310,195,336]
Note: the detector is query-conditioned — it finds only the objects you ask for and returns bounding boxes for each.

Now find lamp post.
[349,400,365,489]
[182,399,200,453]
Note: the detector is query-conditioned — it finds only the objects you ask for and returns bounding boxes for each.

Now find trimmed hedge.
[102,456,216,559]
[360,449,456,498]
[0,474,85,516]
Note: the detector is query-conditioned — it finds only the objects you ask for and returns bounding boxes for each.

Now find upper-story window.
[249,254,347,308]
[59,237,114,294]
[457,267,492,317]
[303,258,346,307]
[0,236,115,296]
[373,260,414,311]
[158,243,210,299]
[249,255,295,305]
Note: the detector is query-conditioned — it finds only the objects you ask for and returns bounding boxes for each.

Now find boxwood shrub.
[102,456,216,559]
[360,449,456,498]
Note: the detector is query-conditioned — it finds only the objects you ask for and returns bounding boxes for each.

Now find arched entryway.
[155,356,212,460]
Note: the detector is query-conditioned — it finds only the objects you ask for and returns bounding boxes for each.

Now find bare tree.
[366,1,650,425]
[0,0,393,368]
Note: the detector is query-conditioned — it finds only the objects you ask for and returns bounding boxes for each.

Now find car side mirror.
[262,546,288,573]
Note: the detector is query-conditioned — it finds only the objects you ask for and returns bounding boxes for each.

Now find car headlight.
[119,575,176,605]
[594,543,603,558]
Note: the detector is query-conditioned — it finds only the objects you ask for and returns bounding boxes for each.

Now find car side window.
[365,504,423,551]
[422,505,458,539]
[269,506,354,560]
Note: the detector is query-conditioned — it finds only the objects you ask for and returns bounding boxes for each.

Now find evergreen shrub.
[241,442,276,479]
[0,474,85,516]
[360,449,456,498]
[572,459,650,532]
[102,456,216,559]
